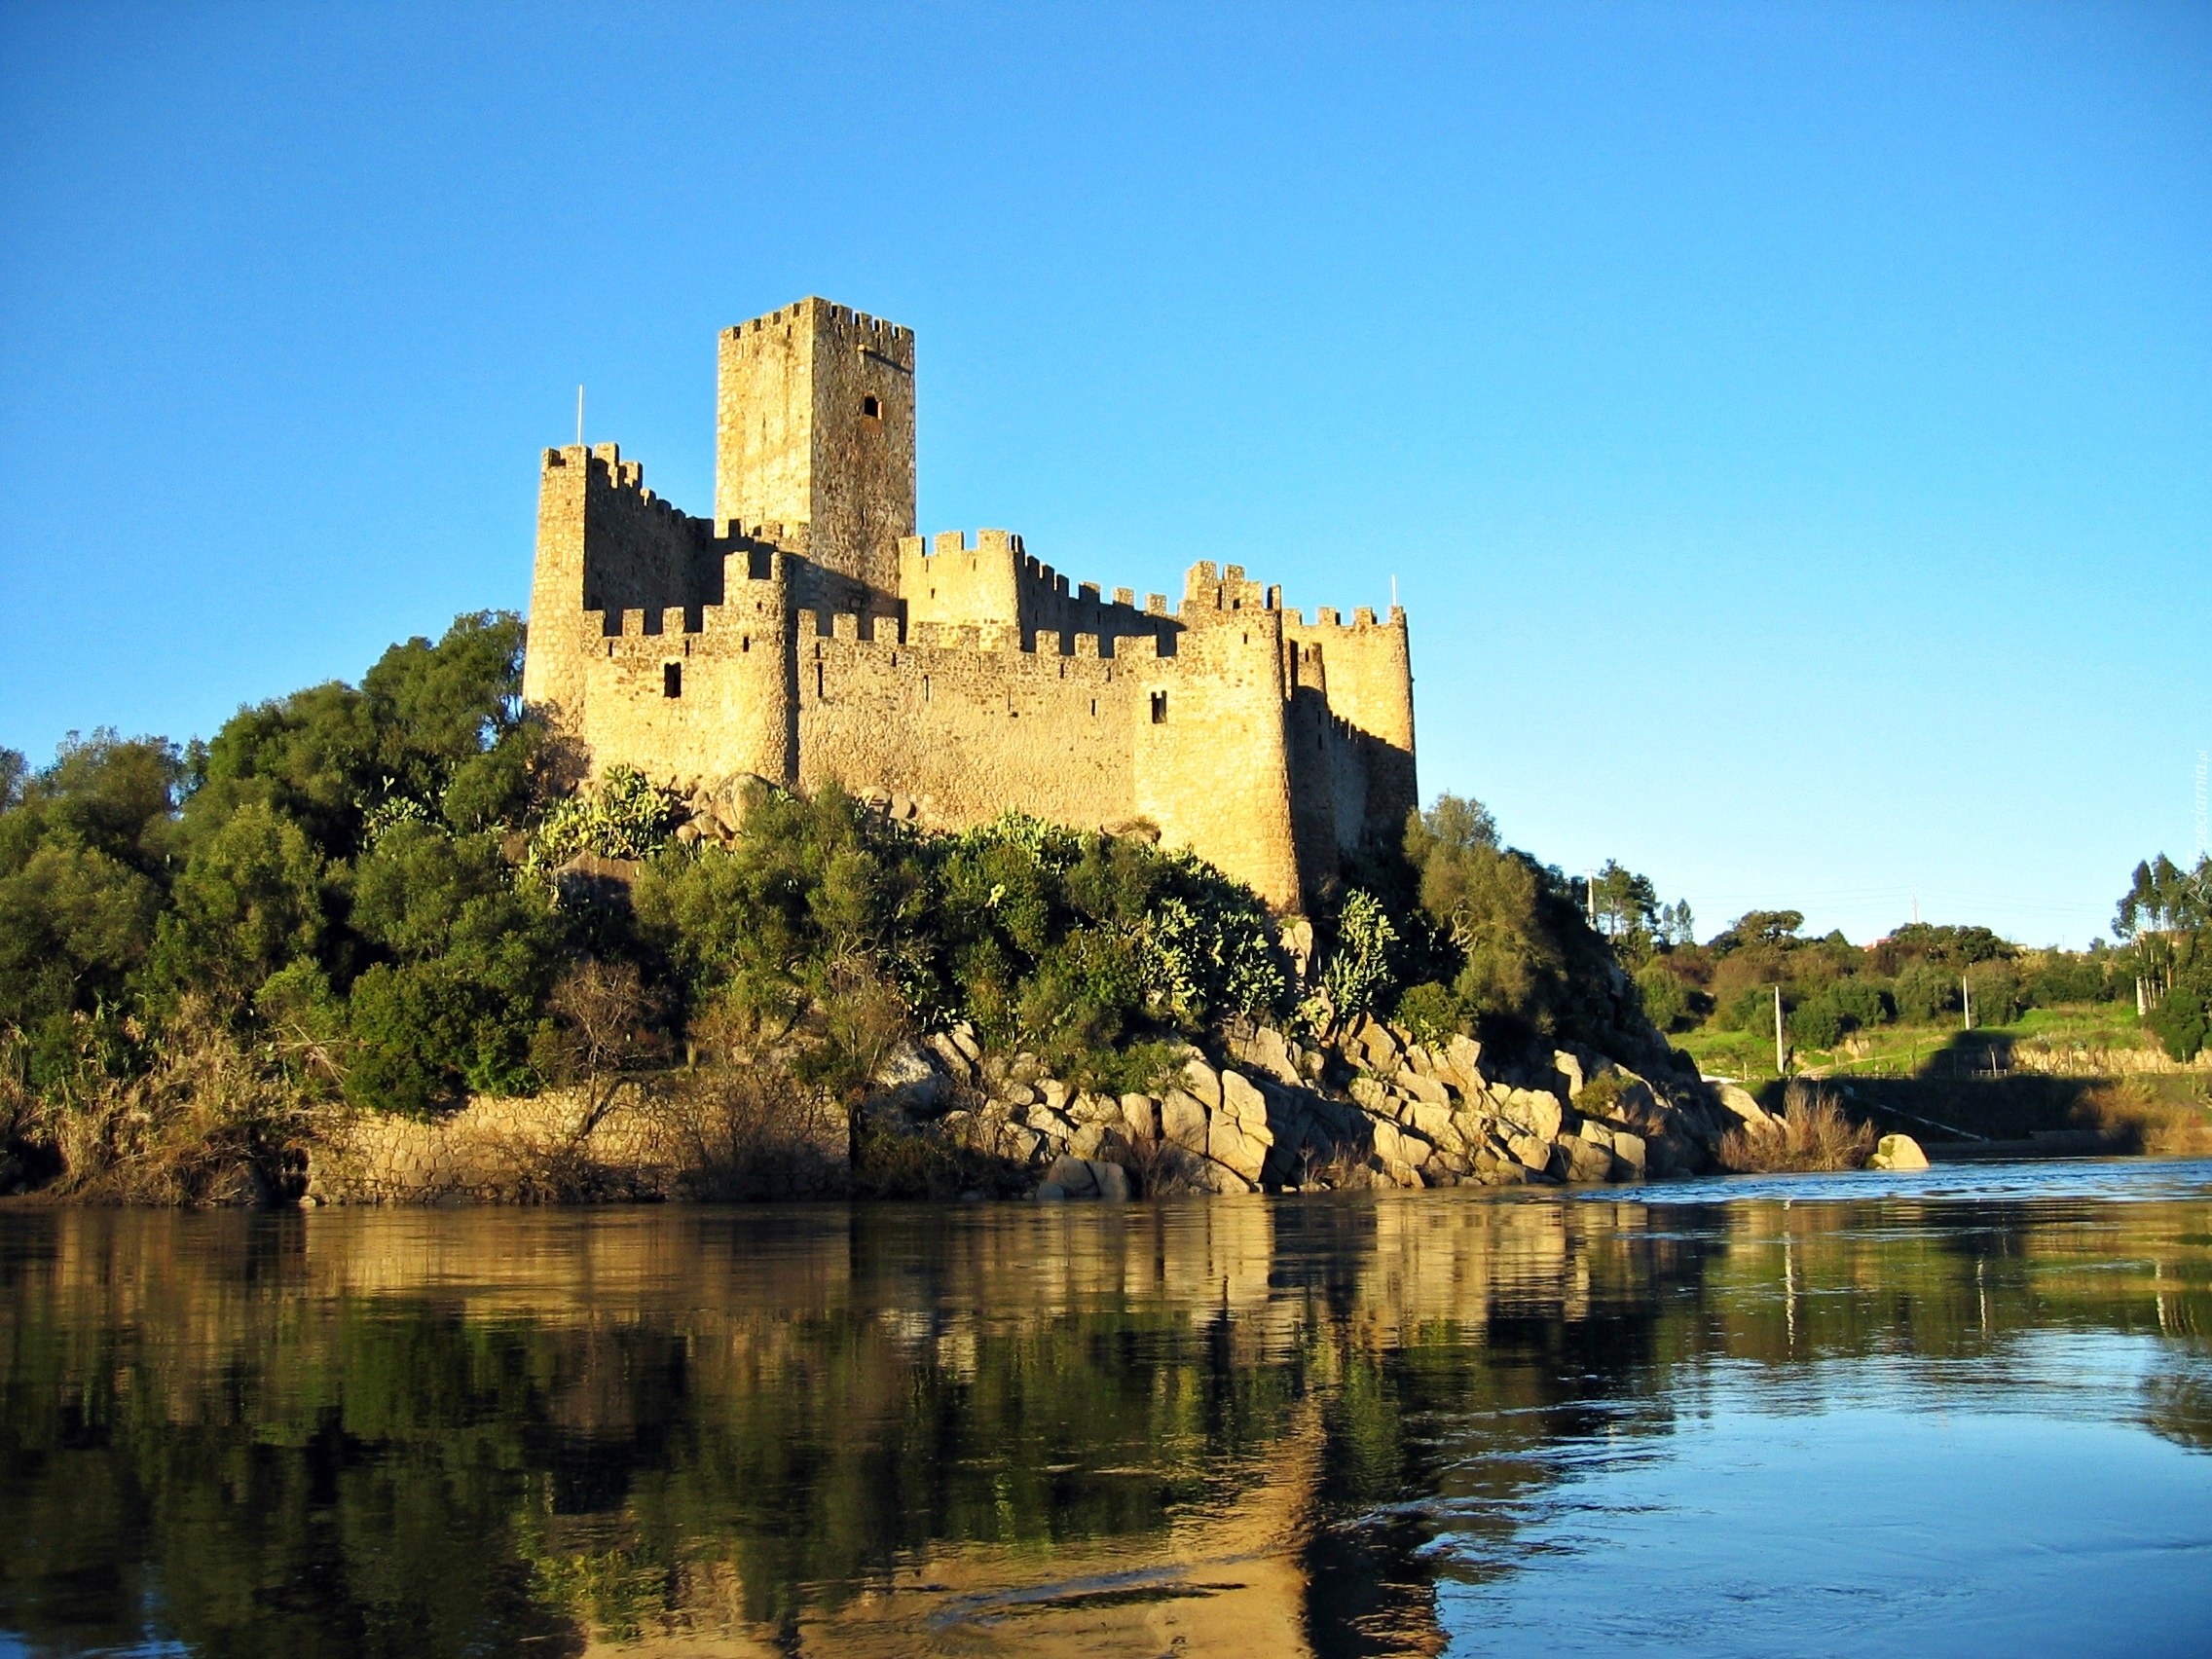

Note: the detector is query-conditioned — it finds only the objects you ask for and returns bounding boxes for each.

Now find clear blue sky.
[2,2,2205,948]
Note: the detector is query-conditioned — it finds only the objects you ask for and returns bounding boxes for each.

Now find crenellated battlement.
[1289,604,1408,632]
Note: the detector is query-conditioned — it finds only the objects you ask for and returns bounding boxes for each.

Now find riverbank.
[291,1015,1755,1206]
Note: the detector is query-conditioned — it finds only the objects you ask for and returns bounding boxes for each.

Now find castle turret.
[716,298,916,601]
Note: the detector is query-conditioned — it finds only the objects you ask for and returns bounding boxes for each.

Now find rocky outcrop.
[889,1013,1733,1199]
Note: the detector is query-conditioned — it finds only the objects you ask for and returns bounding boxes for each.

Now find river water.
[2,1161,2208,1657]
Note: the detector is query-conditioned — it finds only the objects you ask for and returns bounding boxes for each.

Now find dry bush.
[2076,1080,2212,1158]
[35,1000,309,1204]
[653,1064,848,1200]
[538,961,668,1131]
[1716,1081,1876,1174]
[1119,1128,1207,1198]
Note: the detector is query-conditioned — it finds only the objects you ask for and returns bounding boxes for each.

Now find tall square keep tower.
[716,298,916,598]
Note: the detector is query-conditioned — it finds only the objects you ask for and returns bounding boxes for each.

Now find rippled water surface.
[3,1161,2210,1656]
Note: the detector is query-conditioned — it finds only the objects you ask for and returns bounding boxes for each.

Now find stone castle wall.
[524,299,1419,910]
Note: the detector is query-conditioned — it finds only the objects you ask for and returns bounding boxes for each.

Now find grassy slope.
[1674,1002,2211,1145]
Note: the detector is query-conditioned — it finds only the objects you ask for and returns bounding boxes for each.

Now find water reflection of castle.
[9,1195,2209,1656]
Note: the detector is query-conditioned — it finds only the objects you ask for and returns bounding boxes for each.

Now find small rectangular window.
[1150,690,1167,724]
[663,663,682,698]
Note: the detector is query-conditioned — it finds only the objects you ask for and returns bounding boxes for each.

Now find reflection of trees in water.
[0,1191,2205,1656]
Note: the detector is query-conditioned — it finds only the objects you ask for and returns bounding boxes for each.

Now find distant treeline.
[1583,862,2212,1062]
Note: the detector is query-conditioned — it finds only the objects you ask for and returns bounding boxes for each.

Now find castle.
[521,297,1417,912]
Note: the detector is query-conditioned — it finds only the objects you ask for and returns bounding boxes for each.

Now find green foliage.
[150,802,327,1001]
[1714,910,1804,952]
[1893,961,1958,1024]
[1828,977,1892,1030]
[189,611,532,863]
[344,954,548,1115]
[2147,968,2210,1062]
[1633,960,1690,1032]
[1875,922,2017,971]
[1392,980,1463,1046]
[1319,890,1399,1026]
[2117,853,2211,941]
[1788,995,1844,1050]
[1400,793,1653,1056]
[2026,952,2115,1007]
[1720,985,1780,1035]
[531,764,685,866]
[1966,963,2022,1027]
[636,794,1287,1090]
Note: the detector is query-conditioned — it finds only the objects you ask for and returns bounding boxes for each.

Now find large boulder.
[1045,1153,1100,1196]
[1494,1086,1565,1144]
[1161,1089,1210,1154]
[1090,1160,1133,1201]
[1232,1025,1304,1087]
[1219,1069,1271,1128]
[1348,1077,1392,1114]
[1609,1129,1648,1179]
[1445,1034,1488,1091]
[870,1043,948,1115]
[1397,1069,1453,1108]
[1867,1133,1930,1171]
[1180,1057,1224,1113]
[1714,1083,1771,1128]
[1208,1115,1271,1183]
[1551,1137,1615,1184]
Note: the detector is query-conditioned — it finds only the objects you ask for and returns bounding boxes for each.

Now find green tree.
[1714,911,1804,952]
[150,802,327,1001]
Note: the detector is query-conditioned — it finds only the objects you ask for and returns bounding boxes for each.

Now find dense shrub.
[1633,960,1690,1032]
[1714,1083,1875,1172]
[2146,971,2210,1063]
[1392,980,1463,1045]
[1893,961,1958,1024]
[1399,794,1653,1059]
[1965,963,2022,1028]
[1787,995,1844,1050]
[1828,977,1892,1030]
[634,790,1288,1091]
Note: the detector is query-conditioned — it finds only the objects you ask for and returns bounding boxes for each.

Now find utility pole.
[1962,975,1972,1031]
[2196,750,2208,862]
[1773,984,1787,1078]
